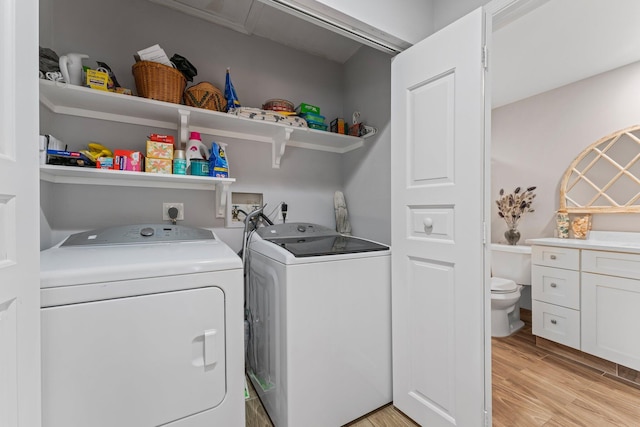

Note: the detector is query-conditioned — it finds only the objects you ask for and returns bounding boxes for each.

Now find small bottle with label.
[173,150,187,175]
[556,209,570,238]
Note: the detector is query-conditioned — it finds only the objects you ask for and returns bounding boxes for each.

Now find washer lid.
[41,227,241,288]
[491,277,517,293]
[257,222,389,257]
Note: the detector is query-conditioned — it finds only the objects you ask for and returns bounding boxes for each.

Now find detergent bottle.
[185,131,209,173]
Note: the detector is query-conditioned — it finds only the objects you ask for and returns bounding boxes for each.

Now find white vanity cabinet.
[529,235,640,372]
[531,245,581,349]
[581,250,640,371]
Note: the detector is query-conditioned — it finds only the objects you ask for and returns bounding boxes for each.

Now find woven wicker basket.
[184,82,227,112]
[132,61,186,104]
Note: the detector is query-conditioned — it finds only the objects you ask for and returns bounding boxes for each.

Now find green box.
[296,102,320,115]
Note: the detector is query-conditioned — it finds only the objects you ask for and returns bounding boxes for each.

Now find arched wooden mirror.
[560,125,640,213]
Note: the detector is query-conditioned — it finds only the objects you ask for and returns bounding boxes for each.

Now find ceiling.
[150,0,375,63]
[149,0,640,99]
[492,0,640,108]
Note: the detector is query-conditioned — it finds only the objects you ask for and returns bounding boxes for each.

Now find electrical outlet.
[162,202,184,221]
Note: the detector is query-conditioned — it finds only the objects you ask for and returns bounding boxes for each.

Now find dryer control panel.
[61,224,215,246]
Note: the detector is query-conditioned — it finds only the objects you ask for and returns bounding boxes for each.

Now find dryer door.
[41,286,226,427]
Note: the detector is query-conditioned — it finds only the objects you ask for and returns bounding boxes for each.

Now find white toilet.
[490,243,531,337]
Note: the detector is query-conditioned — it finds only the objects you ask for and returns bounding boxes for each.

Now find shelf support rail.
[215,182,231,218]
[272,128,293,169]
[178,109,191,148]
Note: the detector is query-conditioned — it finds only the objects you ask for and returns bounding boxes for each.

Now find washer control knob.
[297,225,307,232]
[140,227,155,237]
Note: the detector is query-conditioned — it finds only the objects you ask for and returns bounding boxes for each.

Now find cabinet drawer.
[582,250,640,280]
[532,265,580,309]
[532,300,580,349]
[532,246,579,270]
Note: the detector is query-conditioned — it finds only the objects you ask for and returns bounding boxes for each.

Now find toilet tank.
[490,243,531,285]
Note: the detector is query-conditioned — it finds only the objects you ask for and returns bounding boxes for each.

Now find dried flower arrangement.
[496,186,536,229]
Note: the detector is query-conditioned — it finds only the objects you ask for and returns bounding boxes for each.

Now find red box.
[149,133,175,144]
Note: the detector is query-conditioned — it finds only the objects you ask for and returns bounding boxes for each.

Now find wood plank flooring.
[492,311,640,427]
[246,310,640,426]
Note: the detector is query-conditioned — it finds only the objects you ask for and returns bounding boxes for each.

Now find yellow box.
[145,158,172,174]
[86,69,109,91]
[146,140,174,160]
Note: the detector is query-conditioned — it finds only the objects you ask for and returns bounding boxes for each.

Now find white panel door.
[0,0,41,426]
[391,8,488,427]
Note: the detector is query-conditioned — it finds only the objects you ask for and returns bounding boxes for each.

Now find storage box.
[300,112,325,123]
[308,122,328,131]
[349,123,365,137]
[114,150,144,171]
[145,158,172,174]
[46,149,94,167]
[296,102,320,115]
[330,118,347,135]
[96,157,114,169]
[149,134,175,144]
[146,140,174,160]
[86,69,109,91]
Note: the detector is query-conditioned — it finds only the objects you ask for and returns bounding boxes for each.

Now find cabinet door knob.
[550,255,557,260]
[551,319,557,325]
[550,283,557,288]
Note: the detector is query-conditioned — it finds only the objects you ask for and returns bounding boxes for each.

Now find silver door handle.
[551,319,557,325]
[550,255,557,260]
[550,283,557,288]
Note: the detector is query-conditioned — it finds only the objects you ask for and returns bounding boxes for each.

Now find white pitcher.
[59,53,89,86]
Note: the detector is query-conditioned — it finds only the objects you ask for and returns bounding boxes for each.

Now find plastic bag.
[40,47,60,73]
[170,54,197,82]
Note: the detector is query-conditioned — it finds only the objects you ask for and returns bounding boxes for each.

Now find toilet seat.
[491,277,517,294]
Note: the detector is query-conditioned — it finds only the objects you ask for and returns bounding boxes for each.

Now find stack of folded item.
[228,107,308,128]
[296,103,326,131]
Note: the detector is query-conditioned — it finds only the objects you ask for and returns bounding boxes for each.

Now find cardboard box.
[86,69,109,91]
[145,158,172,174]
[149,134,175,144]
[96,157,114,169]
[330,118,347,135]
[114,150,144,171]
[146,140,174,160]
[46,149,94,167]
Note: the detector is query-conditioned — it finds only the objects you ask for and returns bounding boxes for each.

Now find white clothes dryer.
[245,223,392,427]
[40,224,244,427]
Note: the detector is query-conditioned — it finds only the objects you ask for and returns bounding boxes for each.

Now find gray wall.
[341,47,392,245]
[39,0,394,251]
[432,0,488,32]
[492,60,640,244]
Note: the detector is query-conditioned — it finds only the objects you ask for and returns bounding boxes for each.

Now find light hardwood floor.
[492,310,640,426]
[246,311,640,426]
[244,377,417,427]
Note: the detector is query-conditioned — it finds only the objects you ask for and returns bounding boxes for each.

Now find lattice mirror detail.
[560,125,640,213]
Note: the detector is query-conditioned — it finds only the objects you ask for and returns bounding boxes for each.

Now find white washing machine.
[246,223,392,427]
[40,224,244,427]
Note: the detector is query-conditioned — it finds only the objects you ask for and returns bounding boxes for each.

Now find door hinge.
[484,410,490,427]
[482,45,488,70]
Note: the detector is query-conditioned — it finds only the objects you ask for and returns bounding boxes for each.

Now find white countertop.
[527,231,640,254]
